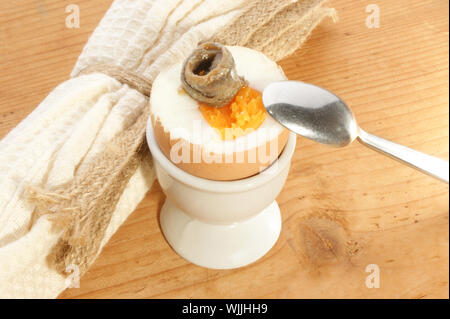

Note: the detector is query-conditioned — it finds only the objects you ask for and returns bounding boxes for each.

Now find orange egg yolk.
[198,86,266,140]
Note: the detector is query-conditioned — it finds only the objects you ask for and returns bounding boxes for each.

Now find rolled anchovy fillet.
[181,42,247,107]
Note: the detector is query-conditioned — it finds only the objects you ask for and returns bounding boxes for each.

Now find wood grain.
[0,0,448,298]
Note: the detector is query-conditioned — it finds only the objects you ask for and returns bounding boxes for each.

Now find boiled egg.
[150,45,289,181]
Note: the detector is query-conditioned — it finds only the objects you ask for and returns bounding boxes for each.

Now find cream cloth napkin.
[0,0,335,298]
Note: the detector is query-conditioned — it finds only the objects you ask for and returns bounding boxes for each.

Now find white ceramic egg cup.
[146,119,296,269]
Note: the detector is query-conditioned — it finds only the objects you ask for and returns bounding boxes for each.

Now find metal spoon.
[263,81,449,183]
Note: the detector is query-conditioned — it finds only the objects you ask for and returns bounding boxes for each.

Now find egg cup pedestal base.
[160,199,281,269]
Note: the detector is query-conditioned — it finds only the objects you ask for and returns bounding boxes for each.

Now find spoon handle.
[357,129,449,183]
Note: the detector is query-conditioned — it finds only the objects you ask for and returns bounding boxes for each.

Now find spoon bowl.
[263,81,358,147]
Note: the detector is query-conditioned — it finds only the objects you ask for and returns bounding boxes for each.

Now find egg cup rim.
[146,116,297,193]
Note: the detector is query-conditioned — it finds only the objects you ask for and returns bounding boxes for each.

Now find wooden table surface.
[0,0,448,299]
